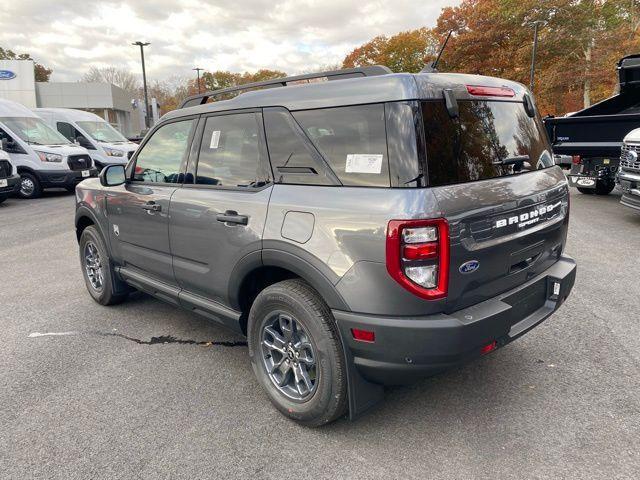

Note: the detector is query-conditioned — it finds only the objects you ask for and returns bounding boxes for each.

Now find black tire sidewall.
[576,187,595,194]
[18,173,42,199]
[248,281,346,426]
[79,226,117,305]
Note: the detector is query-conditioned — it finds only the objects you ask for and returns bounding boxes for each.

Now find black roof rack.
[179,65,393,109]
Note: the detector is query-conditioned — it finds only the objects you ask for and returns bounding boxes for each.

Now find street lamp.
[133,41,151,128]
[529,21,542,92]
[193,67,203,94]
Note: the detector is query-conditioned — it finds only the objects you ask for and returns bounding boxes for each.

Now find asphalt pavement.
[0,187,639,479]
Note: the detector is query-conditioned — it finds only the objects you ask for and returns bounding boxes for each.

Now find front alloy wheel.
[84,241,104,292]
[261,312,317,401]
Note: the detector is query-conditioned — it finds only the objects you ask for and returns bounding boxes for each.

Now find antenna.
[422,30,453,73]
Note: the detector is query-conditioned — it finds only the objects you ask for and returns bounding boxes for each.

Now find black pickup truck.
[544,54,640,195]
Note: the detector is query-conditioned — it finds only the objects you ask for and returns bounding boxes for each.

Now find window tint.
[57,122,77,141]
[195,113,268,187]
[421,100,553,187]
[386,102,425,188]
[293,104,390,187]
[264,108,335,186]
[133,119,195,184]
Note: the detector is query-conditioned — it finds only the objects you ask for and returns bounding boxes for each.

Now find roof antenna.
[421,30,453,73]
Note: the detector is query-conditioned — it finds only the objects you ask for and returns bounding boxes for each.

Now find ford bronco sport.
[75,66,576,426]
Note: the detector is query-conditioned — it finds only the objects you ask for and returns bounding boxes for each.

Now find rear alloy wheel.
[248,279,347,427]
[18,173,42,199]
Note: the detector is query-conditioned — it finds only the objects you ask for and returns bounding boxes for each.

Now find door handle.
[142,202,161,212]
[217,210,248,225]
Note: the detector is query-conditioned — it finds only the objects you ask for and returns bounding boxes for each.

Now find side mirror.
[100,164,127,187]
[76,136,95,150]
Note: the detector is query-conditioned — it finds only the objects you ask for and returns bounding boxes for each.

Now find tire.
[248,279,348,427]
[79,226,128,306]
[0,195,7,205]
[595,180,615,195]
[18,172,42,199]
[577,187,595,194]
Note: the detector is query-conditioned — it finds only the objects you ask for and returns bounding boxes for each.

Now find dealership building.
[0,59,146,137]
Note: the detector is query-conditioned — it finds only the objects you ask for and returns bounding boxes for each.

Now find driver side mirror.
[100,164,127,187]
[76,135,95,150]
[2,137,16,152]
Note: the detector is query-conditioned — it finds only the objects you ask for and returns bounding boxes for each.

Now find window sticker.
[345,154,383,174]
[209,130,221,149]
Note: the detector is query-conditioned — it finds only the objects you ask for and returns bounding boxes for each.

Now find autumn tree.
[0,46,52,81]
[342,28,440,73]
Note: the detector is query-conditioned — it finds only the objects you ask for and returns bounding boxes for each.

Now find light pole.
[529,21,541,92]
[193,67,203,94]
[133,41,151,128]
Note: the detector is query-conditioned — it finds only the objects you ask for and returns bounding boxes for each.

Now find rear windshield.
[421,100,553,187]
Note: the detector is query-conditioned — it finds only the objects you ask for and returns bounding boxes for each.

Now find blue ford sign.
[0,70,17,80]
[459,260,480,274]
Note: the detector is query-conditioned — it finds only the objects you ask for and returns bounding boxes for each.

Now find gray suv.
[75,67,576,426]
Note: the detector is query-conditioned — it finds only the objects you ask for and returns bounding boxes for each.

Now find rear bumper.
[36,169,98,188]
[334,254,576,385]
[0,174,21,196]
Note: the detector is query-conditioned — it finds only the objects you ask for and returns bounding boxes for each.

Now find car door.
[106,117,197,285]
[169,110,272,307]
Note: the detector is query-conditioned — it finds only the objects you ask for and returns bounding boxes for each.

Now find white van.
[34,109,138,170]
[0,99,96,199]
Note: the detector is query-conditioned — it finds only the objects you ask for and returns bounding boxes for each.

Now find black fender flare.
[227,243,350,313]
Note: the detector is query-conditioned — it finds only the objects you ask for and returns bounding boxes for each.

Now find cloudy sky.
[2,0,459,83]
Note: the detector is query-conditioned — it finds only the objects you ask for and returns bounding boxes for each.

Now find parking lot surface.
[1,188,639,479]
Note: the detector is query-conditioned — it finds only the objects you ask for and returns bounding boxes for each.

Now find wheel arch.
[229,248,350,334]
[75,206,106,244]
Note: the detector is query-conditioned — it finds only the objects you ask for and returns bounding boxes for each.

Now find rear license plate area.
[503,278,547,326]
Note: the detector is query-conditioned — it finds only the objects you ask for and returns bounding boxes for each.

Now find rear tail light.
[572,155,582,165]
[466,85,515,98]
[386,218,449,300]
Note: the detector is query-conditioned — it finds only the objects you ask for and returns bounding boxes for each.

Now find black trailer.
[544,55,640,195]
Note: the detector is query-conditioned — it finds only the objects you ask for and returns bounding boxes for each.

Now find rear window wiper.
[492,155,530,166]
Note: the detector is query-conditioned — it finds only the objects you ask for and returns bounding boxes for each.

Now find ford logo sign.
[459,260,480,274]
[0,70,16,80]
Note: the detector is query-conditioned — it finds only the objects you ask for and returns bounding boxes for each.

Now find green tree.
[0,47,52,82]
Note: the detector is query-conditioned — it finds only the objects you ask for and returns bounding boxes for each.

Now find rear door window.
[195,113,271,188]
[293,104,390,187]
[421,100,553,187]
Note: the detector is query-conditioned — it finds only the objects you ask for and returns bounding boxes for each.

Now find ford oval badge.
[459,260,479,274]
[0,70,16,80]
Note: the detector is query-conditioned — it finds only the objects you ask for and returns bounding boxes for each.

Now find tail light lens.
[572,155,582,165]
[386,218,449,300]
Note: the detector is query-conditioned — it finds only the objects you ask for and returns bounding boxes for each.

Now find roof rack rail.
[179,65,393,109]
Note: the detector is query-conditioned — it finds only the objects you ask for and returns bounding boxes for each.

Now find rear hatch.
[420,92,569,313]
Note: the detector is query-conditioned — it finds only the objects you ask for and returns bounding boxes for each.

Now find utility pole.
[193,67,203,94]
[529,21,541,92]
[133,41,151,128]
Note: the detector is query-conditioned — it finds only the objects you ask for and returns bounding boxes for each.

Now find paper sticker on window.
[345,154,383,174]
[209,130,221,149]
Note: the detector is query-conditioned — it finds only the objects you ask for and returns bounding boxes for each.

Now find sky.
[1,0,460,83]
